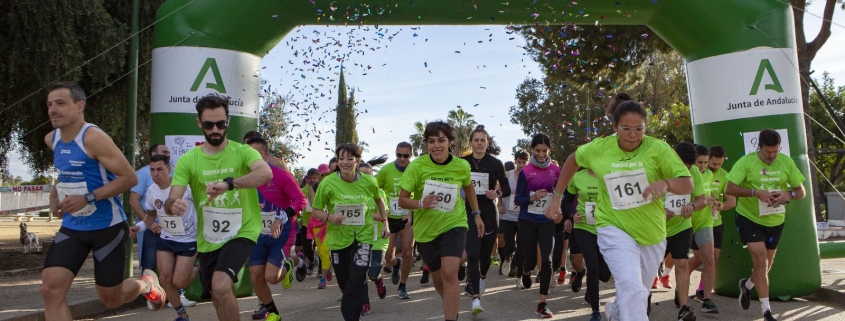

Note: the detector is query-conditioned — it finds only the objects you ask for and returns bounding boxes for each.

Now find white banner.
[165,135,206,168]
[687,47,802,125]
[742,128,790,156]
[151,47,261,117]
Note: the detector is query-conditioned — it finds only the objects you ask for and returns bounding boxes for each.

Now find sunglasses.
[201,120,228,130]
[396,153,411,159]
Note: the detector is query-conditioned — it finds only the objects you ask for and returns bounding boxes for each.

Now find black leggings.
[552,221,567,272]
[297,228,315,262]
[519,219,555,296]
[465,202,498,295]
[331,242,372,321]
[498,220,521,267]
[573,229,611,312]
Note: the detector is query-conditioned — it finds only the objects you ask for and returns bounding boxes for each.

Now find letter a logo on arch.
[749,59,783,95]
[190,58,227,93]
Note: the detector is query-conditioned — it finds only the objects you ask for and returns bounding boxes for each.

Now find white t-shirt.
[144,183,198,243]
[500,170,520,222]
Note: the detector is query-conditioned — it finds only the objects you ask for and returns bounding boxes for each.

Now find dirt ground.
[0,220,61,273]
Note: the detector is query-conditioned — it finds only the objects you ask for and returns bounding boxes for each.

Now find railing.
[0,185,53,216]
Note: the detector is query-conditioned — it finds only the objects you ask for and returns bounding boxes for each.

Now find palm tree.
[408,120,428,156]
[447,108,477,156]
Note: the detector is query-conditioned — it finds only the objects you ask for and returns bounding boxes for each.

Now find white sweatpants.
[598,226,666,321]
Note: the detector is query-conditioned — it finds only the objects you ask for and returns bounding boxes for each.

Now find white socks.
[664,267,674,276]
[297,258,304,268]
[746,279,755,290]
[760,297,771,314]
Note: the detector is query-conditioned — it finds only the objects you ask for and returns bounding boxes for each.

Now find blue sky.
[5,2,844,180]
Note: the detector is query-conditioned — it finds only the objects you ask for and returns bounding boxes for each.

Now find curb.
[0,268,41,277]
[806,286,845,310]
[2,297,146,321]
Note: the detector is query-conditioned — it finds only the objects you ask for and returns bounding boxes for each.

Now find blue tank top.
[53,124,126,231]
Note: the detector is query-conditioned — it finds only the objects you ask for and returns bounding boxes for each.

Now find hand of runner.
[205,181,229,201]
[563,219,572,233]
[171,199,188,216]
[474,215,485,238]
[665,208,675,220]
[329,214,344,226]
[497,203,505,214]
[421,194,438,209]
[773,191,790,205]
[485,190,498,200]
[714,201,724,211]
[755,189,774,204]
[128,225,141,238]
[270,218,282,238]
[533,189,547,201]
[573,212,583,224]
[403,213,412,228]
[381,222,390,239]
[150,222,162,234]
[543,199,561,222]
[642,180,669,201]
[680,204,694,218]
[57,194,88,215]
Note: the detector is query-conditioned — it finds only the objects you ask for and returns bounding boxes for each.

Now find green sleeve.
[312,178,330,211]
[399,162,419,196]
[691,167,705,197]
[657,141,691,180]
[376,167,387,189]
[172,153,190,187]
[575,141,595,169]
[367,176,381,200]
[787,159,806,187]
[727,156,748,186]
[241,144,264,169]
[459,160,472,187]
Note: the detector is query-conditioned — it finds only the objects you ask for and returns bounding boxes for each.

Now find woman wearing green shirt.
[398,121,483,321]
[311,144,388,321]
[545,101,694,321]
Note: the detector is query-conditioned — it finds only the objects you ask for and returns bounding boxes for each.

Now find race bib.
[471,172,489,194]
[335,203,367,226]
[56,182,96,217]
[604,169,652,210]
[711,207,720,220]
[260,211,279,234]
[305,199,313,212]
[202,207,243,244]
[160,214,186,236]
[664,193,690,216]
[585,202,596,225]
[422,180,459,213]
[528,192,552,215]
[758,192,786,216]
[389,197,409,217]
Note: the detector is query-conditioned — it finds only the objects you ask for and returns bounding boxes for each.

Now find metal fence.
[0,185,52,216]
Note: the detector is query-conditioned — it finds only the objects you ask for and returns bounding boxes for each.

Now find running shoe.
[391,257,402,285]
[660,274,673,289]
[535,302,553,318]
[265,313,281,321]
[515,277,525,290]
[678,305,697,321]
[508,264,518,278]
[479,278,486,294]
[652,276,659,289]
[691,289,704,302]
[252,305,270,320]
[174,317,190,321]
[589,310,601,321]
[318,277,327,289]
[491,256,499,266]
[701,299,719,314]
[166,293,197,308]
[557,270,566,285]
[295,253,307,282]
[535,274,541,285]
[458,264,466,281]
[738,278,752,310]
[375,276,387,299]
[397,284,411,299]
[605,300,616,321]
[142,270,166,311]
[384,265,393,274]
[326,268,333,281]
[571,269,585,293]
[420,268,430,284]
[522,271,533,289]
[498,260,504,275]
[361,303,371,315]
[307,259,316,276]
[471,298,484,315]
[281,258,295,289]
[764,309,777,321]
[146,301,155,311]
[337,294,343,302]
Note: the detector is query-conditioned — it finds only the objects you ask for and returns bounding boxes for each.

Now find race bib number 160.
[422,180,459,213]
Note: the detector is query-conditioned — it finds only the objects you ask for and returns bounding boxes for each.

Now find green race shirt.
[665,166,703,237]
[575,136,691,246]
[566,169,600,235]
[172,140,264,253]
[710,168,729,226]
[312,173,381,250]
[691,168,715,232]
[377,162,411,218]
[369,189,390,251]
[400,155,471,243]
[727,152,805,227]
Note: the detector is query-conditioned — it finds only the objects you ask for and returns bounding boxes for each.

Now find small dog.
[20,222,41,253]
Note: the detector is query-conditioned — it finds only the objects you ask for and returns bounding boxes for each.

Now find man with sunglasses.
[165,94,273,321]
[377,142,416,299]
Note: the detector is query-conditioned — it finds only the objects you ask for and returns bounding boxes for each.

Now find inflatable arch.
[150,0,819,299]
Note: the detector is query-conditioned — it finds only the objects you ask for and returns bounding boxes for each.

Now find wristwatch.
[223,177,235,191]
[789,191,796,199]
[84,192,96,204]
[471,210,481,217]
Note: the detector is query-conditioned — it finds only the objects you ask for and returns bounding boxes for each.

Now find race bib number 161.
[604,168,652,210]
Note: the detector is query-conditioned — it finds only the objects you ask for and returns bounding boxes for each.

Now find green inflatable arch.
[150,0,819,300]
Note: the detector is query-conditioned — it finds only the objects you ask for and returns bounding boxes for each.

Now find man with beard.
[164,94,273,321]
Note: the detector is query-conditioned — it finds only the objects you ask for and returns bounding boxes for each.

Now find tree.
[808,73,845,204]
[0,1,162,174]
[447,108,477,157]
[21,175,51,185]
[408,120,428,156]
[647,102,694,147]
[335,68,359,146]
[258,80,298,163]
[791,0,843,215]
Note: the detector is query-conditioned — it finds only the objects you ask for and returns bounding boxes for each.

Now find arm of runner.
[463,184,484,238]
[495,160,511,198]
[130,192,146,221]
[281,170,307,214]
[726,181,772,203]
[165,185,189,216]
[49,186,62,219]
[269,155,288,171]
[720,193,737,211]
[546,153,578,219]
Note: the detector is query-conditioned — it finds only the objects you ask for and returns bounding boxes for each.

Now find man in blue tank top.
[41,82,168,319]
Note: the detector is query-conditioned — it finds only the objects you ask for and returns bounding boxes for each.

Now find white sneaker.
[515,277,525,290]
[479,278,486,294]
[146,300,155,311]
[471,298,484,315]
[166,294,197,308]
[605,300,616,321]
